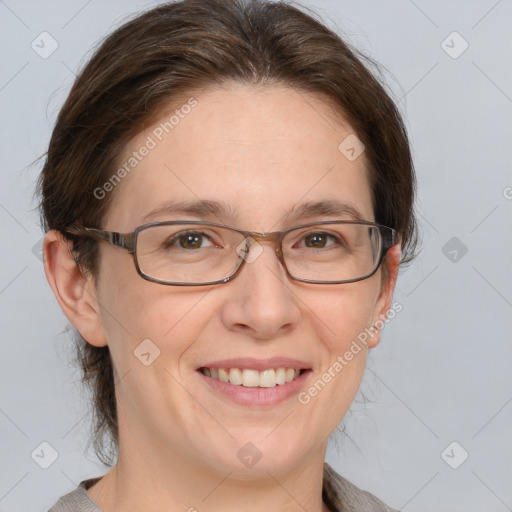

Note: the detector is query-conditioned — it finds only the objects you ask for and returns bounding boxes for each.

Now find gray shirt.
[48,463,399,512]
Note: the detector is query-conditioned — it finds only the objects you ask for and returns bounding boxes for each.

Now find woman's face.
[87,84,398,477]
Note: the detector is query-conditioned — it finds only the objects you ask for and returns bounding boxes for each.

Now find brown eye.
[178,233,204,249]
[300,231,343,249]
[304,233,329,248]
[163,231,214,250]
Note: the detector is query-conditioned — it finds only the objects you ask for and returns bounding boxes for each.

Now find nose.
[219,239,301,340]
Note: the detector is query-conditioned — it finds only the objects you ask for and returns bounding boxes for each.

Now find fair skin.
[44,84,400,512]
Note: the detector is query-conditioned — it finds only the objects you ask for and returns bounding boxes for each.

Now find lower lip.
[198,370,312,407]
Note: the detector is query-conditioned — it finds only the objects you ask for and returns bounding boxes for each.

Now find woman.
[40,0,417,510]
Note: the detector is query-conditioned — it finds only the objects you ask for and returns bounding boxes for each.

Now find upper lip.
[197,357,312,371]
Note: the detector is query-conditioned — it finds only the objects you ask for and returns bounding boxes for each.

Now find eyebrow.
[283,200,366,222]
[142,199,239,222]
[141,199,366,223]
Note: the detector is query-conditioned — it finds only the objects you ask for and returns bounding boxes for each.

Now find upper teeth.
[201,367,301,388]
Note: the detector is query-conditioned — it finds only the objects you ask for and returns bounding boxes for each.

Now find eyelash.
[164,231,220,249]
[163,229,346,250]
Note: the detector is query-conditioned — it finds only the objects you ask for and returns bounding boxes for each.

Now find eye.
[164,231,217,250]
[299,231,343,249]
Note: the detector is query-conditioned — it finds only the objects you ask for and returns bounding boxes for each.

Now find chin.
[195,429,317,479]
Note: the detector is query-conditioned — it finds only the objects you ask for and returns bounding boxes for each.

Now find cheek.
[95,253,211,371]
[313,276,380,353]
[304,279,381,412]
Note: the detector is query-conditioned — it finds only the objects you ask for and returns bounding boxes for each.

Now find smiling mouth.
[199,367,306,388]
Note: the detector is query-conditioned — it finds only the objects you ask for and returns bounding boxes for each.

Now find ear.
[43,230,108,347]
[367,243,401,349]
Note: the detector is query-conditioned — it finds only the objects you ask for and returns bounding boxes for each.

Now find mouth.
[199,367,305,388]
[196,359,312,406]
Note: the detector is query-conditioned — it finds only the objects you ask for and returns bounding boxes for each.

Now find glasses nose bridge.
[243,230,286,263]
[248,231,279,242]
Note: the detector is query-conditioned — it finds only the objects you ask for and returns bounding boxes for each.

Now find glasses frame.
[65,220,396,286]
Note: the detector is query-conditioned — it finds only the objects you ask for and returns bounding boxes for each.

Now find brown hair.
[38,0,418,464]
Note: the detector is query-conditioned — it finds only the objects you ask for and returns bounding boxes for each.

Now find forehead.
[104,84,373,230]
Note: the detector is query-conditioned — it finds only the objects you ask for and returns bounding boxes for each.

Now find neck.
[87,432,329,512]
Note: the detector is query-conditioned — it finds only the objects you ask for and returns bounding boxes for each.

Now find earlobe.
[43,230,108,347]
[367,243,401,349]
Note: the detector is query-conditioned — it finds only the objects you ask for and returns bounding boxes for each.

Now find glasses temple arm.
[65,225,135,252]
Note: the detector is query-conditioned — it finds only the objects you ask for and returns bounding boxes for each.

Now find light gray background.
[1,1,511,511]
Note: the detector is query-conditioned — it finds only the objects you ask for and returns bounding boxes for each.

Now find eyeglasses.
[65,220,395,286]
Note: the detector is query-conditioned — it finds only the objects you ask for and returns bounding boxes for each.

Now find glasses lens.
[134,222,385,285]
[282,223,382,282]
[136,224,245,284]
